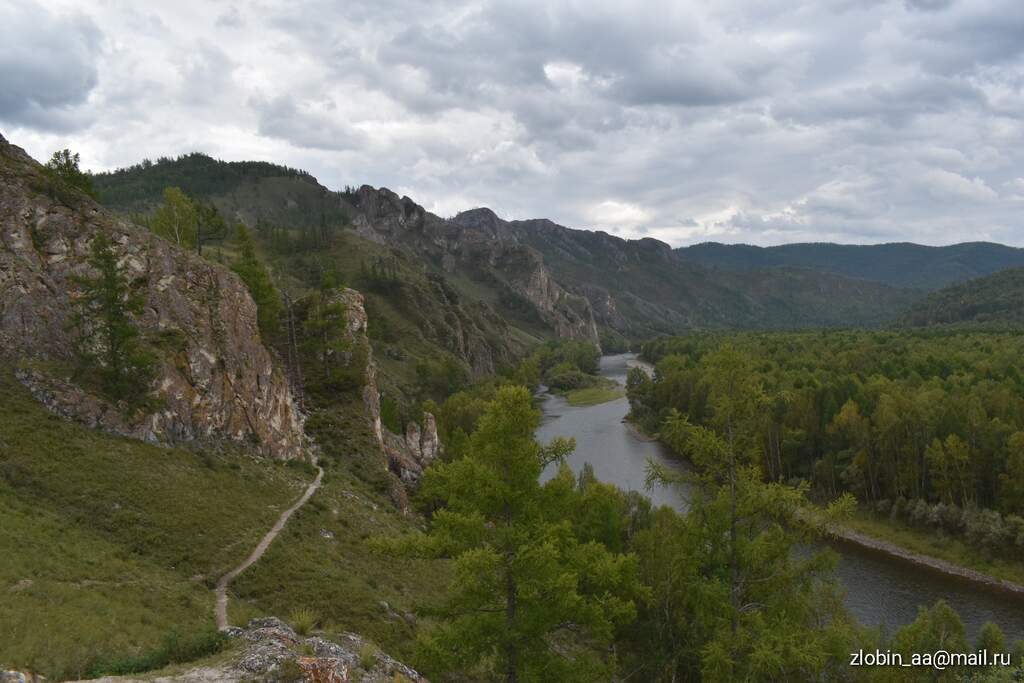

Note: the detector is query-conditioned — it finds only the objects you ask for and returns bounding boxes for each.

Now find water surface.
[536,353,1024,641]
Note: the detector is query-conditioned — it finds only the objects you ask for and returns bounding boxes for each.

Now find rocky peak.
[452,207,515,242]
[347,188,600,347]
[0,135,304,459]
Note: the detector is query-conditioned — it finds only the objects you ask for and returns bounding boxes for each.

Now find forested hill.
[93,153,918,343]
[453,208,919,337]
[901,267,1024,328]
[676,241,1024,290]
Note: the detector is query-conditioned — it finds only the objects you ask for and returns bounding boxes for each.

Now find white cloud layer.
[2,0,1024,246]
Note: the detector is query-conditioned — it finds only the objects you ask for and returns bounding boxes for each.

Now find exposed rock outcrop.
[73,618,425,683]
[346,186,600,349]
[0,134,304,459]
[325,287,440,507]
[385,412,441,486]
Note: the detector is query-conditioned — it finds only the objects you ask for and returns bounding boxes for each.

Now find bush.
[359,642,379,670]
[545,362,587,391]
[290,607,320,636]
[88,627,226,677]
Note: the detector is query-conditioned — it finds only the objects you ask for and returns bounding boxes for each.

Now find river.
[537,353,1024,641]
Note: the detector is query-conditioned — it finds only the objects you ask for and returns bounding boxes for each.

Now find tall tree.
[45,148,97,198]
[646,347,856,681]
[302,290,348,385]
[401,386,642,682]
[71,231,155,405]
[151,187,197,248]
[194,201,227,255]
[231,224,282,340]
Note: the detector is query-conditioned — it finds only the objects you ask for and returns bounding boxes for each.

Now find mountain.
[94,155,599,383]
[676,241,1024,290]
[94,153,922,350]
[901,266,1024,327]
[0,134,449,676]
[452,209,920,337]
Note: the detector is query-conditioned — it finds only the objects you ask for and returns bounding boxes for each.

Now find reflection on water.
[536,353,1024,641]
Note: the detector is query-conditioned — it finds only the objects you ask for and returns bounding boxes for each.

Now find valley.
[3,131,1024,681]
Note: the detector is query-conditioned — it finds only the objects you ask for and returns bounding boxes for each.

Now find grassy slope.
[0,366,448,677]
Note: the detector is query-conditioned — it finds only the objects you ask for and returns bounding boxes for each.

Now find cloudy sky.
[2,0,1024,246]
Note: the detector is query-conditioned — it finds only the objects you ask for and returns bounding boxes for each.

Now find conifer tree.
[71,231,154,405]
[45,148,97,198]
[397,386,642,682]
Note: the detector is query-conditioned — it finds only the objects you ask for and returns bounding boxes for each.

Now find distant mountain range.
[675,241,1024,290]
[90,152,1023,348]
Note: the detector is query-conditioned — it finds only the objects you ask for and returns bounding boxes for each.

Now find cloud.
[0,0,103,132]
[2,0,1024,247]
[585,200,653,232]
[922,169,998,202]
[252,94,366,152]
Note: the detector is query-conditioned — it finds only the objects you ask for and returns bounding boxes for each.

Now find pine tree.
[231,225,282,340]
[645,347,856,681]
[45,148,97,198]
[395,386,642,681]
[71,231,155,405]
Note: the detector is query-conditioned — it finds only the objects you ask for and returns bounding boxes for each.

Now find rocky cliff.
[452,207,920,335]
[348,186,600,347]
[0,134,304,459]
[327,287,441,507]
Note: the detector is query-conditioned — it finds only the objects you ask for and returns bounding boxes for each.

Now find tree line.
[629,331,1024,562]
[392,346,1024,681]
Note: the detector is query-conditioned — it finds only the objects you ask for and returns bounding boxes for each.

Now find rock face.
[0,134,304,459]
[385,413,441,486]
[72,617,425,683]
[326,287,440,505]
[347,186,600,349]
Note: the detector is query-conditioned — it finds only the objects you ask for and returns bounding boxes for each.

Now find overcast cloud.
[2,0,1023,246]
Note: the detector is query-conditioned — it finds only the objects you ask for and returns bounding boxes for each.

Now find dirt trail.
[215,464,324,630]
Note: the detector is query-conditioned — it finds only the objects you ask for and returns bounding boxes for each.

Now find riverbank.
[834,512,1024,593]
[623,387,1024,601]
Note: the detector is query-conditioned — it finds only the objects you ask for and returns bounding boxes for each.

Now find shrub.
[87,627,226,677]
[289,607,320,636]
[359,642,379,670]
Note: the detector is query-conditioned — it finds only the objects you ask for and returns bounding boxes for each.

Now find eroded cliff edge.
[0,134,304,459]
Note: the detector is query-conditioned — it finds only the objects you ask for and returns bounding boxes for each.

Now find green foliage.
[415,354,468,399]
[887,600,969,681]
[676,241,1024,291]
[231,224,282,340]
[289,607,320,636]
[977,621,1007,654]
[301,290,356,390]
[86,627,226,677]
[195,200,228,254]
[359,642,379,670]
[150,187,198,248]
[70,230,155,406]
[44,148,97,199]
[632,330,1024,564]
[903,267,1024,327]
[92,152,314,207]
[637,346,856,681]
[394,387,643,681]
[380,396,403,434]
